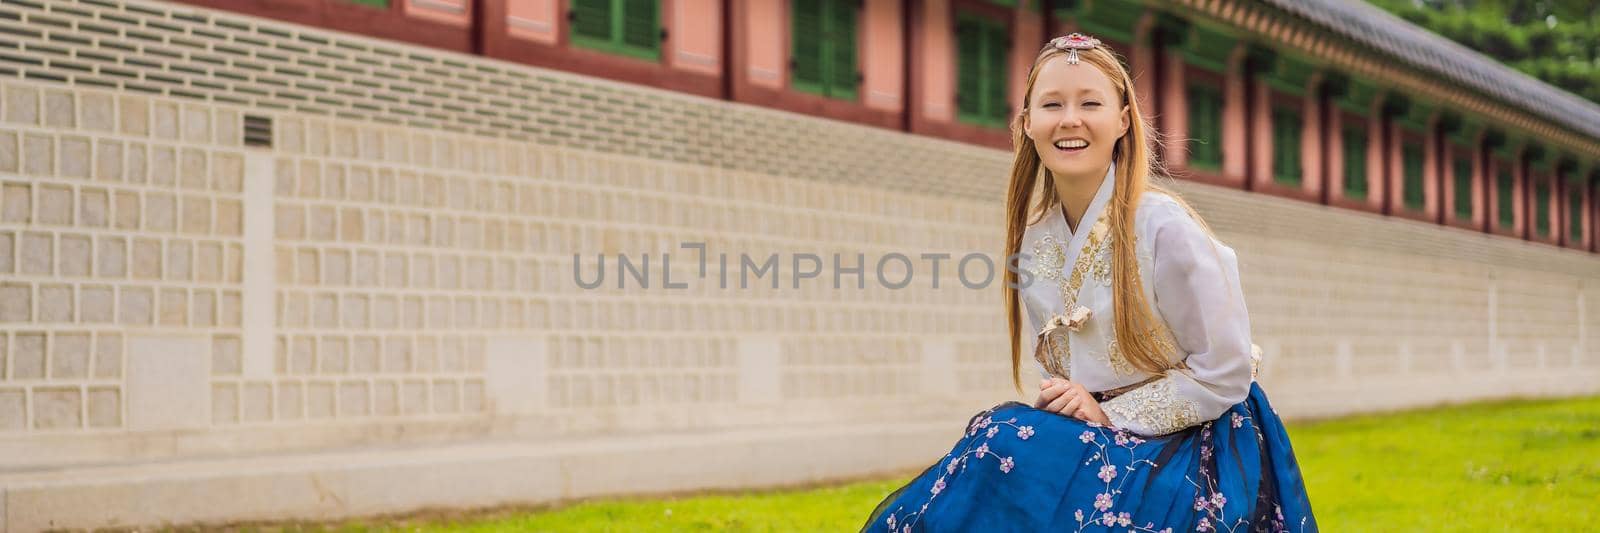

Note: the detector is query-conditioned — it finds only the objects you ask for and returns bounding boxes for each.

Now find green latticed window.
[1343,125,1367,198]
[1187,84,1223,170]
[570,0,661,61]
[792,0,859,100]
[1497,168,1514,229]
[1453,155,1472,220]
[1534,180,1550,237]
[955,13,1009,127]
[1271,105,1301,186]
[1570,187,1585,243]
[1402,143,1424,211]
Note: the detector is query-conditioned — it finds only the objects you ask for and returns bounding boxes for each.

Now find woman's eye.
[1041,102,1061,109]
[1083,101,1102,107]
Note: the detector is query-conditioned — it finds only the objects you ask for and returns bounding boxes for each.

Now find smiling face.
[1023,54,1130,182]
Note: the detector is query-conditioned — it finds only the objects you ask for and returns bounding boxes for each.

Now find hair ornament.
[1050,33,1101,65]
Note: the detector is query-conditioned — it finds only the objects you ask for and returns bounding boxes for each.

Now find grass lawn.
[266,395,1600,532]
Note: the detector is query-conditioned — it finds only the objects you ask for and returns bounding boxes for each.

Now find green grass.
[249,395,1600,532]
[1294,395,1600,531]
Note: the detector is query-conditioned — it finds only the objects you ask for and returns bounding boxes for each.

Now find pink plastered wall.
[1222,46,1249,183]
[1160,54,1188,169]
[1008,7,1043,116]
[1363,104,1385,208]
[505,0,558,44]
[673,0,722,75]
[1248,79,1272,186]
[919,0,954,122]
[861,0,904,112]
[745,0,786,89]
[405,0,470,27]
[1298,90,1324,198]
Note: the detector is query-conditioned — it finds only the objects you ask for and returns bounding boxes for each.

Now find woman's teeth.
[1054,139,1088,151]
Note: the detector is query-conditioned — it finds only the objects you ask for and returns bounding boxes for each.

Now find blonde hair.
[1002,39,1213,393]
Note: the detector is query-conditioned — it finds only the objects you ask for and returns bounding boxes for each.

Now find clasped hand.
[1034,377,1112,426]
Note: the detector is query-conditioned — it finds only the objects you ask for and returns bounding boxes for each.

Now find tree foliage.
[1366,0,1600,106]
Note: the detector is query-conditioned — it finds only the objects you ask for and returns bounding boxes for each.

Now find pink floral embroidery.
[1069,426,1166,533]
[1098,464,1118,482]
[1182,417,1290,532]
[883,408,1033,532]
[1094,493,1113,511]
[966,415,993,436]
[885,405,1299,533]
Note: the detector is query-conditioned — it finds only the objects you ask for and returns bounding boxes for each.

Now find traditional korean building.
[138,0,1600,245]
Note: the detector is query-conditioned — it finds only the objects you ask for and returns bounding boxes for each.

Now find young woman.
[862,34,1317,532]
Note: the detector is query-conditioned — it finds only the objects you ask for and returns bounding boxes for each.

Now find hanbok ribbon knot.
[1044,305,1093,335]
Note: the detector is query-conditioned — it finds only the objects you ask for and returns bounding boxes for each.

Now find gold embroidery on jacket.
[1100,377,1202,435]
[1030,221,1108,379]
[1028,233,1068,288]
[1089,230,1114,284]
[1104,338,1138,376]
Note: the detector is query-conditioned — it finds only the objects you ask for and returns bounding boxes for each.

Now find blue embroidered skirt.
[862,382,1316,532]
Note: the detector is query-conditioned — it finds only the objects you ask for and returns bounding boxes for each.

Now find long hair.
[1002,40,1214,393]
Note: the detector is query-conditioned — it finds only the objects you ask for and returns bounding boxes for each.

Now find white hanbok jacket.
[1016,163,1259,437]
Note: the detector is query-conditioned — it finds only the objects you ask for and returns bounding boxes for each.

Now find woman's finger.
[1060,395,1083,416]
[1035,383,1070,406]
[1045,389,1077,413]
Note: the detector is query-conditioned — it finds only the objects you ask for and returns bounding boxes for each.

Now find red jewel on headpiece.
[1050,33,1101,65]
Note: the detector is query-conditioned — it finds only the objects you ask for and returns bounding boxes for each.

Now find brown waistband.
[1093,376,1161,402]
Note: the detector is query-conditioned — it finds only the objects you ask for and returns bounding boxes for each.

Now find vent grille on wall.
[243,114,272,147]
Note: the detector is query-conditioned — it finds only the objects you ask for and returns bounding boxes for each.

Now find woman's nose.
[1056,111,1082,129]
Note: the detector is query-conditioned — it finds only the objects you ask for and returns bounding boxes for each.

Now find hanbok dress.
[862,164,1317,532]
